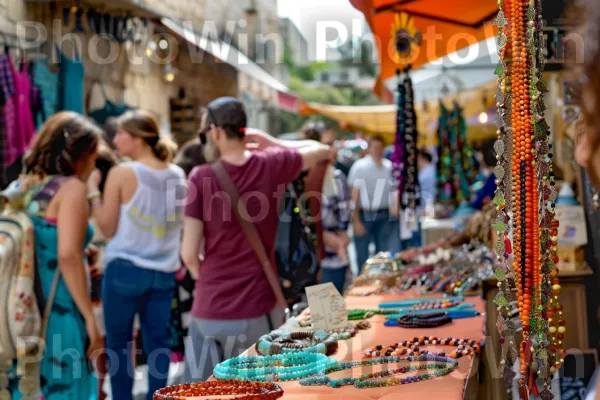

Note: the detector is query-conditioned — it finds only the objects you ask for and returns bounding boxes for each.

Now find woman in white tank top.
[86,110,186,400]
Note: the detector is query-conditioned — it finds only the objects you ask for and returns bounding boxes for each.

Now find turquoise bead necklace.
[299,354,458,388]
[349,303,474,320]
[213,353,338,382]
[385,303,479,320]
[378,295,465,308]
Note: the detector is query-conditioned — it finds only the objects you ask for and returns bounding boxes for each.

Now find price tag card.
[556,205,588,246]
[305,283,348,330]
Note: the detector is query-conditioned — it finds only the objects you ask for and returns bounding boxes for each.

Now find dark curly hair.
[24,111,103,177]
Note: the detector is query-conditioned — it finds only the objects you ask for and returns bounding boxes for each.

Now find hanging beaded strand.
[495,0,565,396]
[532,0,566,387]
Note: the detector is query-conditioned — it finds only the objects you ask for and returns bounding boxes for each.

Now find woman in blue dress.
[12,111,104,399]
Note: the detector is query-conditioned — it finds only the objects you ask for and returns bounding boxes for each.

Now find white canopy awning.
[162,17,289,93]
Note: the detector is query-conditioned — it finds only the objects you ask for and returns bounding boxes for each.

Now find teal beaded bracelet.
[214,353,339,382]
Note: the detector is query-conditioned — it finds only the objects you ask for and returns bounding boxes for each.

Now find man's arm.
[245,128,329,171]
[181,217,204,280]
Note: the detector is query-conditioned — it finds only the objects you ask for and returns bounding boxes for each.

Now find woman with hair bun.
[86,109,186,400]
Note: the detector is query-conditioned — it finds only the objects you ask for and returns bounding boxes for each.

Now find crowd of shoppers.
[4,94,501,400]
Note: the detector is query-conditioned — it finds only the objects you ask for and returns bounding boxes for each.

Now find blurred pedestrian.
[348,135,396,272]
[87,110,186,400]
[181,97,329,382]
[8,111,104,399]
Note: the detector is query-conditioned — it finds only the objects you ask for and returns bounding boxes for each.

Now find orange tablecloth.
[247,292,486,400]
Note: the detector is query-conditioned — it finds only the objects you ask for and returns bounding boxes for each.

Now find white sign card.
[555,205,588,246]
[305,283,348,330]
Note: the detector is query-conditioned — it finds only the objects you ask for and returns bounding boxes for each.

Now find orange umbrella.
[350,0,498,100]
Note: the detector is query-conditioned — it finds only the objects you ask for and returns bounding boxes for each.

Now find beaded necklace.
[326,321,371,340]
[299,354,458,389]
[392,311,452,328]
[383,303,476,320]
[213,353,338,382]
[347,308,402,320]
[152,381,284,400]
[493,0,565,396]
[364,336,480,359]
[408,299,462,311]
[255,331,338,356]
[379,295,464,308]
[391,67,421,225]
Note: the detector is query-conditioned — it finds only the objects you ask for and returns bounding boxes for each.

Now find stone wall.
[0,1,237,134]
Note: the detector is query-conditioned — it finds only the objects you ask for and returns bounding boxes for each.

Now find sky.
[277,0,367,61]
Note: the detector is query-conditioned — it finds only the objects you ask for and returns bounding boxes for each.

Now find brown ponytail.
[117,110,178,162]
[152,136,178,162]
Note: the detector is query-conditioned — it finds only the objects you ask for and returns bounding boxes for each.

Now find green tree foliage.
[280,43,380,134]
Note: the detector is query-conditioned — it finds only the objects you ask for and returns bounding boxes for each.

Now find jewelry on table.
[152,381,284,400]
[408,299,462,311]
[255,331,338,356]
[384,303,476,320]
[379,295,464,309]
[300,354,458,388]
[364,336,481,359]
[295,321,371,340]
[391,312,452,328]
[348,308,402,320]
[326,321,371,340]
[213,353,338,382]
[384,309,480,327]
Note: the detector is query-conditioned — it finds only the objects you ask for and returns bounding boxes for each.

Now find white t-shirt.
[347,155,395,211]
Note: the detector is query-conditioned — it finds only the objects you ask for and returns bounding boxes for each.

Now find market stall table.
[234,291,486,400]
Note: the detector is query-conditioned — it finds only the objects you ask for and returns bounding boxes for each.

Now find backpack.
[0,184,56,398]
[274,181,319,304]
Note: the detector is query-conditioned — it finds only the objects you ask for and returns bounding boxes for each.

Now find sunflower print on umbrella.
[391,12,422,64]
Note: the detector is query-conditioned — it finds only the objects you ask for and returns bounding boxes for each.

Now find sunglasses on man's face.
[198,107,219,144]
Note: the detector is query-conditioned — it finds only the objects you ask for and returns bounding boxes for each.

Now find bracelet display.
[255,331,338,356]
[392,311,452,328]
[153,381,284,400]
[364,336,481,359]
[213,353,338,382]
[300,354,458,389]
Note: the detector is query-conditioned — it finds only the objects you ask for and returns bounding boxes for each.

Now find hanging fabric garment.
[0,103,5,188]
[57,45,84,113]
[8,58,36,157]
[87,82,130,125]
[0,55,19,167]
[30,83,45,127]
[31,58,58,128]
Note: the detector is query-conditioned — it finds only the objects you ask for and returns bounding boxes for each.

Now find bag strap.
[211,161,288,312]
[41,270,60,341]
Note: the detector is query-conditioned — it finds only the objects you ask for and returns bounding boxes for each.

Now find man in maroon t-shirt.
[181,97,329,382]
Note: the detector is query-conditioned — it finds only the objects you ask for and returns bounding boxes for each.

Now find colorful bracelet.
[87,190,101,200]
[384,303,476,320]
[152,381,284,399]
[300,354,458,388]
[392,311,452,328]
[91,199,102,208]
[384,310,479,327]
[255,331,338,356]
[364,336,481,359]
[378,295,464,308]
[213,353,338,382]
